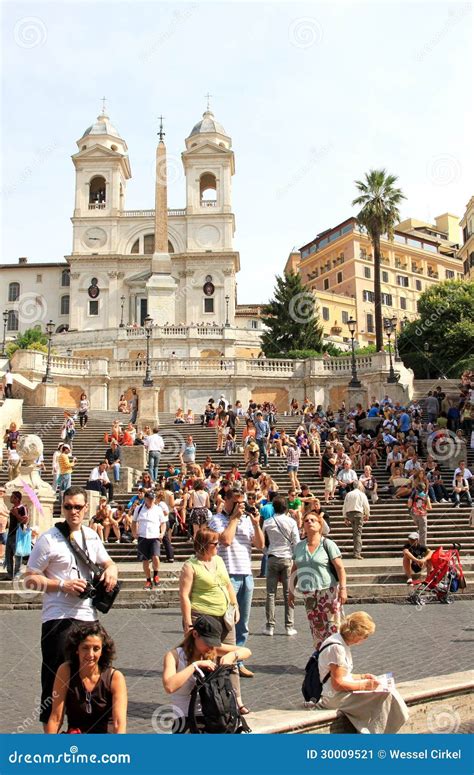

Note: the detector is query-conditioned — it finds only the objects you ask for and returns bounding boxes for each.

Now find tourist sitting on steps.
[403,532,433,585]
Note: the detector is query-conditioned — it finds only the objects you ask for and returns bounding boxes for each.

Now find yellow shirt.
[58,453,74,475]
[186,554,230,617]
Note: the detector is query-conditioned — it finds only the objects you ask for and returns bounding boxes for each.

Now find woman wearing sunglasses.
[179,527,249,714]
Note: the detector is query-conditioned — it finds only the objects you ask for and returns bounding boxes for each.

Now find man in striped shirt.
[209,487,264,678]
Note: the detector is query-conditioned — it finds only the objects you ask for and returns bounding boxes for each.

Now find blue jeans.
[148,451,161,482]
[112,463,120,482]
[230,573,255,656]
[256,438,268,466]
[57,473,71,496]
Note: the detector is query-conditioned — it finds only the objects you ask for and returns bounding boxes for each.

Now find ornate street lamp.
[391,315,400,361]
[42,320,55,383]
[143,314,154,387]
[384,318,398,383]
[1,310,9,357]
[346,317,361,387]
[119,295,126,328]
[225,294,230,327]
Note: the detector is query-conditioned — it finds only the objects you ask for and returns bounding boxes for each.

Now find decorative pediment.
[182,143,231,158]
[72,144,124,160]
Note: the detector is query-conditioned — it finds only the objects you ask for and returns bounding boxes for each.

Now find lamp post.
[391,315,400,361]
[119,295,126,328]
[143,314,154,387]
[1,310,9,357]
[225,294,230,327]
[424,341,430,379]
[346,317,361,387]
[384,318,398,383]
[42,320,55,383]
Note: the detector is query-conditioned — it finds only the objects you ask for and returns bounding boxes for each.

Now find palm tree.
[352,169,405,351]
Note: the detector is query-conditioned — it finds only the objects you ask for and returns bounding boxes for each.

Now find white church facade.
[1,106,263,361]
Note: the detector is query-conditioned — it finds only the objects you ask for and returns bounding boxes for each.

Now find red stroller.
[408,543,466,606]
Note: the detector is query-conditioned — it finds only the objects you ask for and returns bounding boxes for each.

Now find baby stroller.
[408,543,466,606]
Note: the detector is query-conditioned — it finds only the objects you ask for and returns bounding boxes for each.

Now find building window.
[342,310,349,324]
[204,298,214,313]
[322,307,330,321]
[381,293,393,306]
[364,266,371,279]
[8,282,20,302]
[363,290,375,303]
[131,239,140,254]
[337,271,343,284]
[250,320,258,329]
[61,269,70,287]
[382,271,389,283]
[400,297,407,310]
[416,279,422,291]
[89,300,99,316]
[199,172,217,205]
[397,275,409,287]
[445,269,455,279]
[7,310,19,331]
[366,313,374,333]
[144,234,155,254]
[323,278,329,290]
[60,295,70,316]
[36,274,42,283]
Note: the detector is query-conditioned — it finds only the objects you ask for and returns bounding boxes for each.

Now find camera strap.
[56,521,100,578]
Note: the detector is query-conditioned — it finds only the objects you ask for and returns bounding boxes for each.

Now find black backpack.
[301,642,333,703]
[188,665,251,734]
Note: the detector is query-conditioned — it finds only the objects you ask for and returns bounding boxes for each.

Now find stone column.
[138,386,160,427]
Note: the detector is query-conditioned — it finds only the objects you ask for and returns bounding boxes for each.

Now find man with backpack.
[262,496,300,637]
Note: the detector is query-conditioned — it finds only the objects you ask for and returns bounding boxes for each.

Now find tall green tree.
[261,272,323,357]
[398,280,474,377]
[352,169,406,351]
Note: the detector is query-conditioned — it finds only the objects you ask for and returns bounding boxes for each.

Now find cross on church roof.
[101,96,107,115]
[205,92,213,111]
[158,115,165,141]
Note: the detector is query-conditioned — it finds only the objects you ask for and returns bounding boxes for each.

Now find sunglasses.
[63,504,86,512]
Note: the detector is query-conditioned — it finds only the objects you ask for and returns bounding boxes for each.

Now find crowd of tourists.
[1,369,473,735]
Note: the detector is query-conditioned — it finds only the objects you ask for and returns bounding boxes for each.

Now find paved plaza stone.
[1,602,473,734]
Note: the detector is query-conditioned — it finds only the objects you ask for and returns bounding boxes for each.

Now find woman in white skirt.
[316,611,409,733]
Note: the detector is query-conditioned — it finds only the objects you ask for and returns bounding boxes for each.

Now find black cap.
[192,615,222,647]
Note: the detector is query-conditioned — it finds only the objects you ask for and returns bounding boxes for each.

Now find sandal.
[239,705,251,715]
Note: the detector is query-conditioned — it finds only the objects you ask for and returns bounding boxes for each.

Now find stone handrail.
[122,208,186,217]
[44,354,90,373]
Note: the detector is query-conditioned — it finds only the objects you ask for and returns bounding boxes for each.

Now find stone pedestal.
[114,467,142,493]
[138,387,160,428]
[36,382,59,408]
[4,435,56,536]
[383,382,409,405]
[86,489,101,521]
[347,385,369,409]
[121,445,147,471]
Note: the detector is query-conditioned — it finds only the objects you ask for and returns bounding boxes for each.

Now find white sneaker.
[285,627,298,636]
[262,625,274,636]
[441,499,448,503]
[360,727,371,734]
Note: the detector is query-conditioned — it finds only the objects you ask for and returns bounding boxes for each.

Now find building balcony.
[88,202,106,210]
[381,256,390,265]
[427,269,439,279]
[200,200,217,208]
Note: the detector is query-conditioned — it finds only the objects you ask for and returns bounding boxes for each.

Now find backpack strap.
[318,641,335,688]
[322,539,339,584]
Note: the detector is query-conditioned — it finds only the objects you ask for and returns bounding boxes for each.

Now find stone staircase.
[1,404,473,608]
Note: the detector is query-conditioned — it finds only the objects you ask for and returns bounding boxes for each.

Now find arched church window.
[61,269,70,287]
[131,239,140,254]
[60,295,70,315]
[168,240,175,254]
[89,176,106,205]
[8,282,20,302]
[199,173,217,206]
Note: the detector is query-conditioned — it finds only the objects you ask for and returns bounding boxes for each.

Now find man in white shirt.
[453,462,473,493]
[337,461,358,500]
[4,369,14,398]
[342,485,371,559]
[132,491,168,589]
[144,427,165,482]
[86,461,113,500]
[25,486,117,727]
[208,487,264,678]
[262,496,300,637]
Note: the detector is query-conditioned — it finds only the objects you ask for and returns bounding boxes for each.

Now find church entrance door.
[140,299,148,326]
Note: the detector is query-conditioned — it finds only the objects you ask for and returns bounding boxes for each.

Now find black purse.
[56,522,121,613]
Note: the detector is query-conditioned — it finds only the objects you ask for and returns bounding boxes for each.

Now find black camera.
[78,580,95,600]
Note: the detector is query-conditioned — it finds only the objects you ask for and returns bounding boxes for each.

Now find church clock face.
[83,227,107,248]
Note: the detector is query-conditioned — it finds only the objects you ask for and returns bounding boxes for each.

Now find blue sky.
[2,1,472,303]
